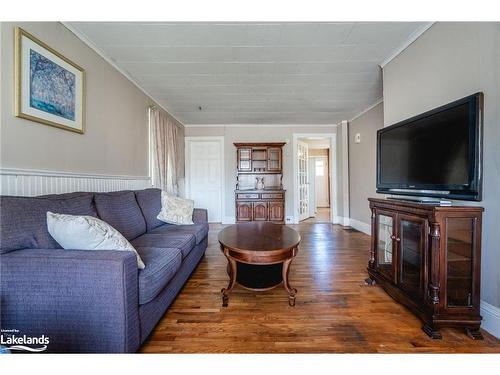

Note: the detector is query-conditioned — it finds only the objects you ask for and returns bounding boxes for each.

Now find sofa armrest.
[0,249,140,353]
[192,208,208,224]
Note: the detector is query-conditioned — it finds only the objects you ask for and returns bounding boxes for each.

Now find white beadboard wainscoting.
[0,168,151,196]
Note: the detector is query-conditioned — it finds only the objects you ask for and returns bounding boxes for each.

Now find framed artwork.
[15,27,85,133]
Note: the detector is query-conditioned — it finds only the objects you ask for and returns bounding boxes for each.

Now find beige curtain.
[150,107,184,195]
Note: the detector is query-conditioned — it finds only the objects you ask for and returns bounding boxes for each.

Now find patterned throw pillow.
[157,191,194,225]
[46,212,145,269]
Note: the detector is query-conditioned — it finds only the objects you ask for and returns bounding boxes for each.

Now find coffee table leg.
[282,258,297,306]
[221,257,237,307]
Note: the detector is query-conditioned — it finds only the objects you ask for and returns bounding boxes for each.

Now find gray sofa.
[0,188,208,353]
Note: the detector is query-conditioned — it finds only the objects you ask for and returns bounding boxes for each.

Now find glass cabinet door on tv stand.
[398,214,427,300]
[375,211,396,282]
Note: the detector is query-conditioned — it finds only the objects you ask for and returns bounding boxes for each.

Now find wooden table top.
[218,222,300,254]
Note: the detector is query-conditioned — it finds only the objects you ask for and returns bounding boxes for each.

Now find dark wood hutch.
[366,198,484,339]
[234,142,286,223]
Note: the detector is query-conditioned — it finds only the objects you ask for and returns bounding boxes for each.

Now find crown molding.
[61,22,185,127]
[348,98,383,123]
[184,123,339,128]
[379,22,435,68]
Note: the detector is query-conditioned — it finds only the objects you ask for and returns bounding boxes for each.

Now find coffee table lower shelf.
[234,262,284,291]
[221,255,298,307]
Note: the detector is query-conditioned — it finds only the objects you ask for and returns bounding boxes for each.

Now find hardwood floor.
[302,207,330,223]
[140,223,500,353]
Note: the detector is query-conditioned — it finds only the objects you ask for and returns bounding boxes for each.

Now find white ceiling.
[67,22,428,125]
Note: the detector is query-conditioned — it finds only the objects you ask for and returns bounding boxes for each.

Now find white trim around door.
[185,136,225,223]
[341,120,350,226]
[292,133,337,225]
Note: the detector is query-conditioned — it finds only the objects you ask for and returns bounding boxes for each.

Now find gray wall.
[348,102,384,226]
[185,125,345,223]
[1,22,156,177]
[383,22,500,308]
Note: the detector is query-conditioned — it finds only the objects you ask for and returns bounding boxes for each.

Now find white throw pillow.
[46,212,145,269]
[157,191,194,225]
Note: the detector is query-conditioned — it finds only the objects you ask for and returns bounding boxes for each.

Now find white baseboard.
[481,300,500,338]
[0,167,151,196]
[222,216,236,225]
[349,218,371,235]
[333,216,350,226]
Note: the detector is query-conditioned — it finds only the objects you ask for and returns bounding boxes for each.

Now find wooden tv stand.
[366,198,484,339]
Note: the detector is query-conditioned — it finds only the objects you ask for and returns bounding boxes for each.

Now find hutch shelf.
[234,142,286,223]
[366,198,484,340]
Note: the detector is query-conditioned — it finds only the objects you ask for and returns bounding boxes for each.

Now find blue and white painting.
[29,49,76,121]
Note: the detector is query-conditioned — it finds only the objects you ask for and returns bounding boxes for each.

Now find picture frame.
[14,27,85,133]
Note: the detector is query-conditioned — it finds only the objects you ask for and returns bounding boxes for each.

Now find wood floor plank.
[140,223,500,353]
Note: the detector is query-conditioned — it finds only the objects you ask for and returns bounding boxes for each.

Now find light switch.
[355,133,361,144]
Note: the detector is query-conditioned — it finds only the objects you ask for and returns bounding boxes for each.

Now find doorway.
[312,154,330,207]
[185,136,224,223]
[293,133,337,224]
[307,145,331,222]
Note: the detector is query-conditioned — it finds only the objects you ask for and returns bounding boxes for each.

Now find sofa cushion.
[94,191,146,240]
[40,191,96,202]
[47,212,145,269]
[131,233,196,259]
[135,188,164,231]
[157,192,194,225]
[136,247,182,305]
[149,223,208,245]
[0,193,96,254]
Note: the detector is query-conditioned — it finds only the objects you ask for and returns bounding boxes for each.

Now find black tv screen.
[377,93,483,201]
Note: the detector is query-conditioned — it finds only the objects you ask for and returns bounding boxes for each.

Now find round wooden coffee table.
[218,222,300,307]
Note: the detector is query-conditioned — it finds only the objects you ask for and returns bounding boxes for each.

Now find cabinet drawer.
[261,193,283,199]
[237,193,259,199]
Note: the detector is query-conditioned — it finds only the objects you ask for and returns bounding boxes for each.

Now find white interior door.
[186,138,223,222]
[314,156,330,207]
[297,140,309,221]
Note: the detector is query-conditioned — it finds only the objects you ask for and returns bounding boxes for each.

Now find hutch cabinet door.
[236,202,253,221]
[253,202,269,221]
[268,201,284,222]
[237,148,252,171]
[397,214,428,300]
[374,210,397,283]
[267,147,282,172]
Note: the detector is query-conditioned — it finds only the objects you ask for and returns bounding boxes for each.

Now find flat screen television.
[377,93,483,201]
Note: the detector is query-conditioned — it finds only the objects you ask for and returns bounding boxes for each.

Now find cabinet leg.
[422,324,442,339]
[365,277,376,286]
[465,327,484,340]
